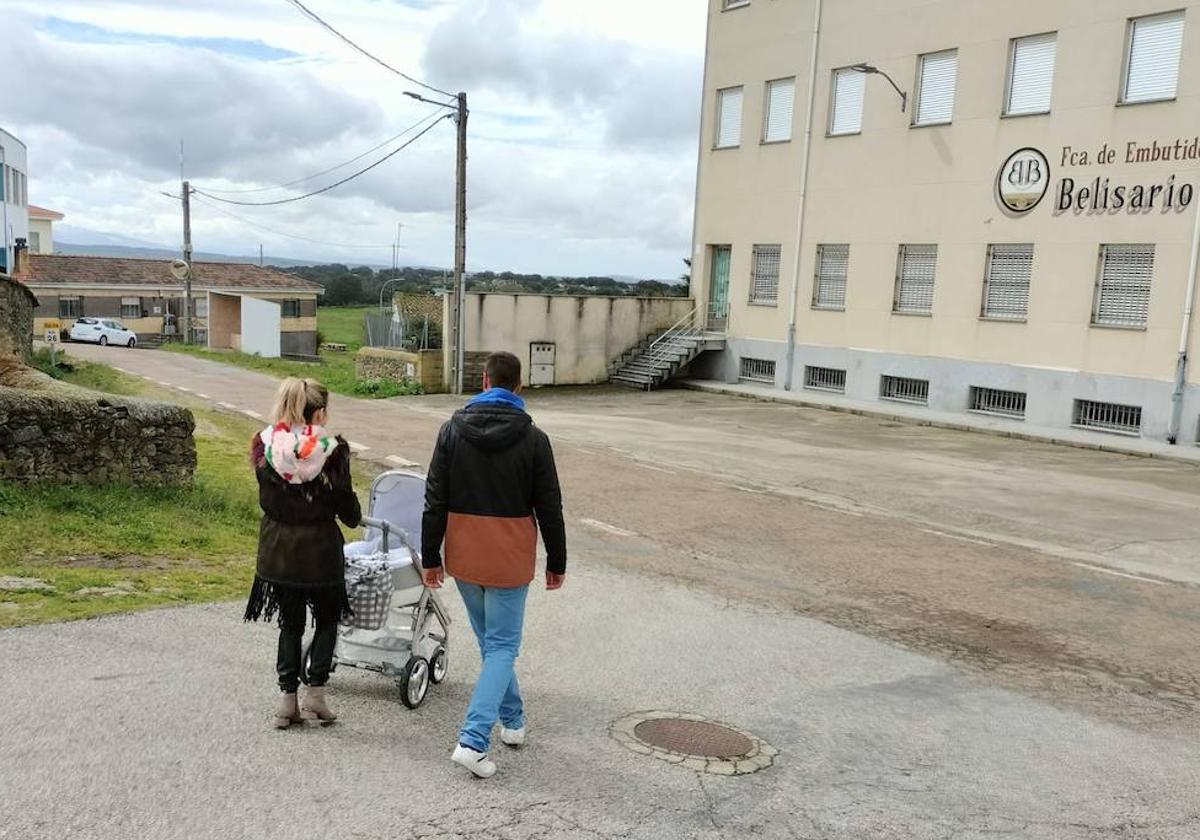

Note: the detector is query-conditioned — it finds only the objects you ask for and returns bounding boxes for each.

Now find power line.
[194,114,451,206]
[283,0,456,100]
[200,110,446,195]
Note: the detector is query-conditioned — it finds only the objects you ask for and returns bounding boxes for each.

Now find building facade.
[0,128,30,275]
[28,205,64,254]
[21,254,323,357]
[691,0,1200,443]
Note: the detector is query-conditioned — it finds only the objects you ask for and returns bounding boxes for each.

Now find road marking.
[176,386,193,393]
[1071,562,1166,586]
[580,518,637,538]
[195,393,211,400]
[241,409,264,420]
[113,367,128,373]
[155,380,171,387]
[917,528,995,547]
[732,484,768,495]
[634,462,675,475]
[218,402,237,410]
[348,441,370,453]
[386,455,420,468]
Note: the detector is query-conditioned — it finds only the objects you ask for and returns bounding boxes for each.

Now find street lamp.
[849,63,908,112]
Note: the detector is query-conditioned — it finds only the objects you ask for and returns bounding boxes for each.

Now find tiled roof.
[26,254,323,293]
[28,205,64,221]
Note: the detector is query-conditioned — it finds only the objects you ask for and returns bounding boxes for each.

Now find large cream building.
[690,0,1200,443]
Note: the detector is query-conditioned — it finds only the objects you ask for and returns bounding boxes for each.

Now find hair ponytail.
[270,377,329,427]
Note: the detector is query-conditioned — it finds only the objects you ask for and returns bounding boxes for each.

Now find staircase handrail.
[639,305,702,374]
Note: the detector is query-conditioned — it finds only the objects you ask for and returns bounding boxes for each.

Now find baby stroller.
[302,470,451,709]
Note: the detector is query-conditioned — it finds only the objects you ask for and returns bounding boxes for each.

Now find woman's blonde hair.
[270,377,329,427]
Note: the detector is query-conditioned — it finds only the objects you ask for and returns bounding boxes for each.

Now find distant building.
[28,206,63,254]
[0,128,29,274]
[21,254,323,357]
[692,0,1200,443]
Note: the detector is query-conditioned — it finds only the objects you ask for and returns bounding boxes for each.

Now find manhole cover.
[611,711,777,776]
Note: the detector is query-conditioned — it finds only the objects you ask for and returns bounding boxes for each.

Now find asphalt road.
[7,343,1197,838]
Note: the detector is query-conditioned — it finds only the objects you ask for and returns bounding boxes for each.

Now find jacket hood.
[451,403,532,452]
[258,423,340,484]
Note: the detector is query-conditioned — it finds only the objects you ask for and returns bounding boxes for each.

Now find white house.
[0,127,30,275]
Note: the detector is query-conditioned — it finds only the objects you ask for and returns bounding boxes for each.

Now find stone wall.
[0,274,36,364]
[356,347,444,393]
[0,370,196,486]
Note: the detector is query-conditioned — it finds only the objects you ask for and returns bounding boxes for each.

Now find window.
[804,366,846,393]
[894,244,937,315]
[715,86,744,148]
[1094,244,1154,328]
[763,78,795,143]
[914,49,958,125]
[1006,33,1056,115]
[1074,399,1142,435]
[1123,11,1185,104]
[281,299,302,318]
[750,244,781,305]
[59,297,82,318]
[829,68,865,135]
[970,386,1027,419]
[18,171,26,206]
[880,375,929,405]
[982,244,1033,321]
[28,231,40,252]
[194,297,209,318]
[812,244,849,310]
[739,357,775,384]
[121,297,141,319]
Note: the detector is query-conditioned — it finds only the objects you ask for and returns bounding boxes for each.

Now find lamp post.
[849,63,908,112]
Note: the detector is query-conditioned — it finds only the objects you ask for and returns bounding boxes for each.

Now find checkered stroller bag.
[344,553,394,631]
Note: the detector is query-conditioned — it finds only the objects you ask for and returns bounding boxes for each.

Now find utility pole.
[259,243,264,267]
[452,91,468,395]
[181,179,193,345]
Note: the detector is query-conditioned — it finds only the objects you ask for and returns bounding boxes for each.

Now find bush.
[352,377,424,398]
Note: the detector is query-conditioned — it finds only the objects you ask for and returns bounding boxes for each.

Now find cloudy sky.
[5,0,706,278]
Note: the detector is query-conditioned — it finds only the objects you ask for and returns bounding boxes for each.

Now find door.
[708,246,731,331]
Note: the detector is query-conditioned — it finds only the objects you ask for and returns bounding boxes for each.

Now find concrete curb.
[681,380,1200,467]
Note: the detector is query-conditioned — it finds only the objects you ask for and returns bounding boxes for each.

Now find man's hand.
[546,571,565,591]
[421,566,444,589]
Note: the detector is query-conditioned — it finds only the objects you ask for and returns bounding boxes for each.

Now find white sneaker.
[500,726,526,747]
[452,744,497,779]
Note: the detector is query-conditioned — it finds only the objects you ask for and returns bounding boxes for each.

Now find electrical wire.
[194,114,451,206]
[284,0,456,100]
[200,110,446,195]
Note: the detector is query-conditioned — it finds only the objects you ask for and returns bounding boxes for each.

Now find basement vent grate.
[739,357,776,384]
[804,365,847,394]
[969,386,1026,419]
[880,375,929,405]
[1073,399,1142,436]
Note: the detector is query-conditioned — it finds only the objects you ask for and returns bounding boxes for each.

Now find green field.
[0,357,378,628]
[317,306,371,350]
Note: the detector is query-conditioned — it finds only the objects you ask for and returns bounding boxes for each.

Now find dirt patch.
[52,554,172,570]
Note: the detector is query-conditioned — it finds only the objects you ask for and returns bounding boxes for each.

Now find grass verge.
[0,359,380,628]
[161,343,362,396]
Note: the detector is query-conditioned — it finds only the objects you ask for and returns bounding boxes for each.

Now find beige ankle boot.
[274,692,302,729]
[299,686,337,723]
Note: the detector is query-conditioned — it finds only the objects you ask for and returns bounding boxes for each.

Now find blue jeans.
[456,582,529,752]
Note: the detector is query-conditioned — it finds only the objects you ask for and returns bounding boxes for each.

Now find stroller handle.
[361,516,422,563]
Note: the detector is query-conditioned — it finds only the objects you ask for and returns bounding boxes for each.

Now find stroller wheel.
[430,648,448,685]
[399,657,430,709]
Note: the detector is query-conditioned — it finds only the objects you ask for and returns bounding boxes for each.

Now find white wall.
[0,128,29,275]
[240,295,281,358]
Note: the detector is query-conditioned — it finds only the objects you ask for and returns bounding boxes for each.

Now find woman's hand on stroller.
[421,566,444,589]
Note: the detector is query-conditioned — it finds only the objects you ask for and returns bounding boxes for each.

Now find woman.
[244,377,361,729]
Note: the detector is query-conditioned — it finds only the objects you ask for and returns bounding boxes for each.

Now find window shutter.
[1095,245,1154,327]
[764,79,795,143]
[983,244,1033,320]
[830,69,865,135]
[813,244,849,309]
[716,87,744,148]
[895,245,937,314]
[750,245,781,304]
[916,50,957,125]
[1007,33,1056,114]
[1125,12,1185,103]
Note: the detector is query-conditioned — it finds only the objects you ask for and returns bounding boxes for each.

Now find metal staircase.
[611,307,716,390]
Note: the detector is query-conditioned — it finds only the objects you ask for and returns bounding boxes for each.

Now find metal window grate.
[894,245,937,314]
[750,244,781,305]
[880,375,929,405]
[982,244,1032,320]
[804,365,846,393]
[1094,244,1153,328]
[1073,399,1142,435]
[813,244,848,310]
[969,386,1026,418]
[739,357,776,384]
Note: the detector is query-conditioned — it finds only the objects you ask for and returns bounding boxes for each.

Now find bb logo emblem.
[997,147,1050,213]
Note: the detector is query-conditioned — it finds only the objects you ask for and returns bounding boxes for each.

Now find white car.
[69,318,138,348]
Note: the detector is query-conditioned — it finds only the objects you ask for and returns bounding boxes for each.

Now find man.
[421,350,567,779]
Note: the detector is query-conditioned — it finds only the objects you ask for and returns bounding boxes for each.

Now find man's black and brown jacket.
[421,390,566,588]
